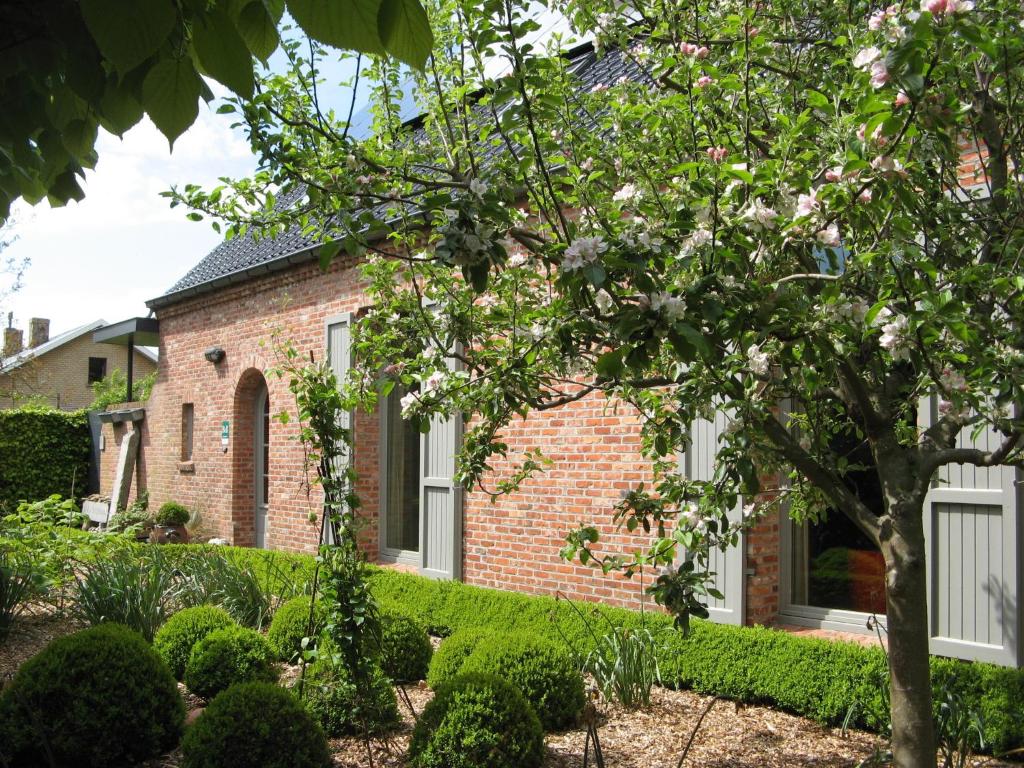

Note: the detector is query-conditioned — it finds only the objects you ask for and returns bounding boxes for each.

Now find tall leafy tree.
[176,1,1024,764]
[0,0,434,218]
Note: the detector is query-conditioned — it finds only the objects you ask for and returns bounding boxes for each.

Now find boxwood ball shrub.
[427,627,493,689]
[267,595,326,661]
[301,657,400,736]
[0,623,184,767]
[184,624,276,700]
[155,501,190,526]
[182,682,330,768]
[409,672,544,768]
[461,632,585,730]
[154,604,237,679]
[378,612,433,682]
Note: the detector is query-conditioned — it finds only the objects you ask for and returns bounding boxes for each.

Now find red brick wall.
[109,254,677,612]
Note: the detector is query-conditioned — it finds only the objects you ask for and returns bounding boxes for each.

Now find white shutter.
[920,395,1021,665]
[418,338,463,580]
[679,410,746,625]
[325,313,354,545]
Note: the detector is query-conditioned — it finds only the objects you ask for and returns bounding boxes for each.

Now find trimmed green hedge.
[190,545,1024,754]
[0,407,91,511]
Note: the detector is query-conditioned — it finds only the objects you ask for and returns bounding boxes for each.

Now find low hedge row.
[189,545,1024,754]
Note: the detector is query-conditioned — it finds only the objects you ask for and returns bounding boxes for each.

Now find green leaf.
[193,10,256,99]
[61,119,99,159]
[377,0,433,70]
[582,262,606,288]
[595,348,626,379]
[80,0,177,75]
[235,0,281,61]
[805,88,829,109]
[97,77,144,136]
[318,241,343,271]
[287,0,385,56]
[142,57,202,147]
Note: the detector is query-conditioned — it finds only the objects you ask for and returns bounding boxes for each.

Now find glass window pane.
[262,394,270,504]
[385,389,420,553]
[792,512,886,614]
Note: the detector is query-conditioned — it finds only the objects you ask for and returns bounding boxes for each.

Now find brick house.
[102,44,1021,669]
[0,317,157,410]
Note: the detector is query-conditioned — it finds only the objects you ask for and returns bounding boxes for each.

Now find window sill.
[177,461,195,473]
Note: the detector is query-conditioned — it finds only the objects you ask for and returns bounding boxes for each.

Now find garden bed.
[1,611,1013,767]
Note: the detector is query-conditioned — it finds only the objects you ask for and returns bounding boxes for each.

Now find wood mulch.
[2,613,1016,768]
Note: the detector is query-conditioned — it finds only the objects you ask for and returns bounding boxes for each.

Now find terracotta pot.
[149,524,190,545]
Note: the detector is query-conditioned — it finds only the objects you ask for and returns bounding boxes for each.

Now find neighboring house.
[0,318,157,410]
[108,43,1020,669]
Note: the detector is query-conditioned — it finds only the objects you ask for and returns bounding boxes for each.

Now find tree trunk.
[880,508,935,768]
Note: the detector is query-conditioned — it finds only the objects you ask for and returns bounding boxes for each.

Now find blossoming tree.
[176,0,1023,764]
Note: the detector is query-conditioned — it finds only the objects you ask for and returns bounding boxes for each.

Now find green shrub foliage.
[0,407,90,511]
[267,595,326,661]
[184,625,276,700]
[0,623,184,767]
[427,627,494,689]
[181,682,331,768]
[157,545,1024,754]
[154,605,237,679]
[301,657,400,736]
[378,612,433,682]
[155,501,190,526]
[461,632,584,730]
[409,672,544,768]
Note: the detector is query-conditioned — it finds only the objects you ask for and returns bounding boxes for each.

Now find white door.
[254,384,269,548]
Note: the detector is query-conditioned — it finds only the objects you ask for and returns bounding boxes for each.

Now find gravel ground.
[3,614,1016,768]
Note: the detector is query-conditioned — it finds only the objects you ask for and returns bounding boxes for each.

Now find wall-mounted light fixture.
[204,346,226,364]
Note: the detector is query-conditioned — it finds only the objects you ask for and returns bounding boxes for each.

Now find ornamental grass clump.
[72,545,178,642]
[409,672,544,768]
[267,594,326,661]
[184,624,276,700]
[377,612,433,682]
[461,631,585,730]
[153,604,237,679]
[0,623,184,767]
[182,682,331,768]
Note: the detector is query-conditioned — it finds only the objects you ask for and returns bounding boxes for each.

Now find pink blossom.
[695,46,710,59]
[816,224,841,247]
[795,188,820,218]
[870,60,890,88]
[590,82,609,93]
[356,175,373,185]
[868,10,887,29]
[825,166,843,183]
[695,75,715,89]
[922,0,974,16]
[858,188,873,203]
[853,46,882,69]
[894,90,911,108]
[706,146,728,163]
[679,41,698,55]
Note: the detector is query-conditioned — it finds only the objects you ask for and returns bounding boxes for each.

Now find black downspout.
[126,332,134,402]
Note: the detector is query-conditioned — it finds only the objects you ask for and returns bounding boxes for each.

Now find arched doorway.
[254,383,269,548]
[232,368,270,547]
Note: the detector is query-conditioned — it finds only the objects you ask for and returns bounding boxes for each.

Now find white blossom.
[879,313,912,360]
[399,392,419,418]
[468,178,489,197]
[741,198,779,231]
[424,371,446,392]
[561,235,609,271]
[794,187,820,218]
[650,291,686,321]
[613,183,641,204]
[679,227,712,257]
[747,344,770,376]
[594,289,615,313]
[938,367,967,392]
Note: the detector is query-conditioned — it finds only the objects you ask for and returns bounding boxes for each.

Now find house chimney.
[3,327,23,358]
[29,318,49,348]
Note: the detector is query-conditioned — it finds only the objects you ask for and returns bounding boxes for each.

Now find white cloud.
[4,101,257,336]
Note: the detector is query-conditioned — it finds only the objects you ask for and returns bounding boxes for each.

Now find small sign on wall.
[221,420,230,450]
